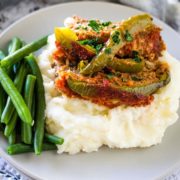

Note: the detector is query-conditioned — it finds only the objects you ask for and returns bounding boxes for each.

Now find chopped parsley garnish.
[105,48,112,54]
[82,26,88,30]
[76,26,88,30]
[75,26,81,30]
[112,31,120,44]
[132,51,141,63]
[102,21,112,26]
[78,38,104,53]
[88,20,117,32]
[134,56,141,63]
[88,20,102,32]
[124,30,133,42]
[79,39,93,45]
[95,44,103,53]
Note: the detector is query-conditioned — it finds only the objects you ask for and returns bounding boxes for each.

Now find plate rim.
[0,1,180,179]
[0,146,40,179]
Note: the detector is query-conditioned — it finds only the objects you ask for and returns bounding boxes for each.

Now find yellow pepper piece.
[55,27,78,48]
[55,27,96,54]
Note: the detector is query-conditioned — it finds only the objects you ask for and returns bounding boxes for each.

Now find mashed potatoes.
[38,35,180,154]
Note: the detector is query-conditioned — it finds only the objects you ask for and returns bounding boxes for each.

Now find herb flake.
[132,51,141,63]
[125,30,133,42]
[82,26,88,30]
[78,38,104,53]
[88,20,102,32]
[95,44,103,53]
[102,21,112,26]
[75,26,81,30]
[112,31,120,44]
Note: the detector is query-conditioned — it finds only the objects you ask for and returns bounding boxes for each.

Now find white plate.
[0,2,180,180]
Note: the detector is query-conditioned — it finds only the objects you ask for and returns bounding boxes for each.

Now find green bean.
[31,94,36,122]
[0,51,6,119]
[25,54,46,155]
[0,37,22,119]
[8,129,16,145]
[21,75,36,144]
[45,133,64,145]
[1,96,15,125]
[8,37,22,55]
[4,111,18,137]
[1,63,29,124]
[7,143,57,155]
[1,36,48,69]
[8,37,23,74]
[0,67,33,125]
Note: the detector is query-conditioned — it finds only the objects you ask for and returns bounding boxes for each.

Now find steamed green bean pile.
[0,37,64,155]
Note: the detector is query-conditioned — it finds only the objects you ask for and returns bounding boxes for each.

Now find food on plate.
[21,74,36,145]
[7,143,57,155]
[0,14,180,155]
[53,14,169,108]
[0,37,63,155]
[39,14,180,154]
